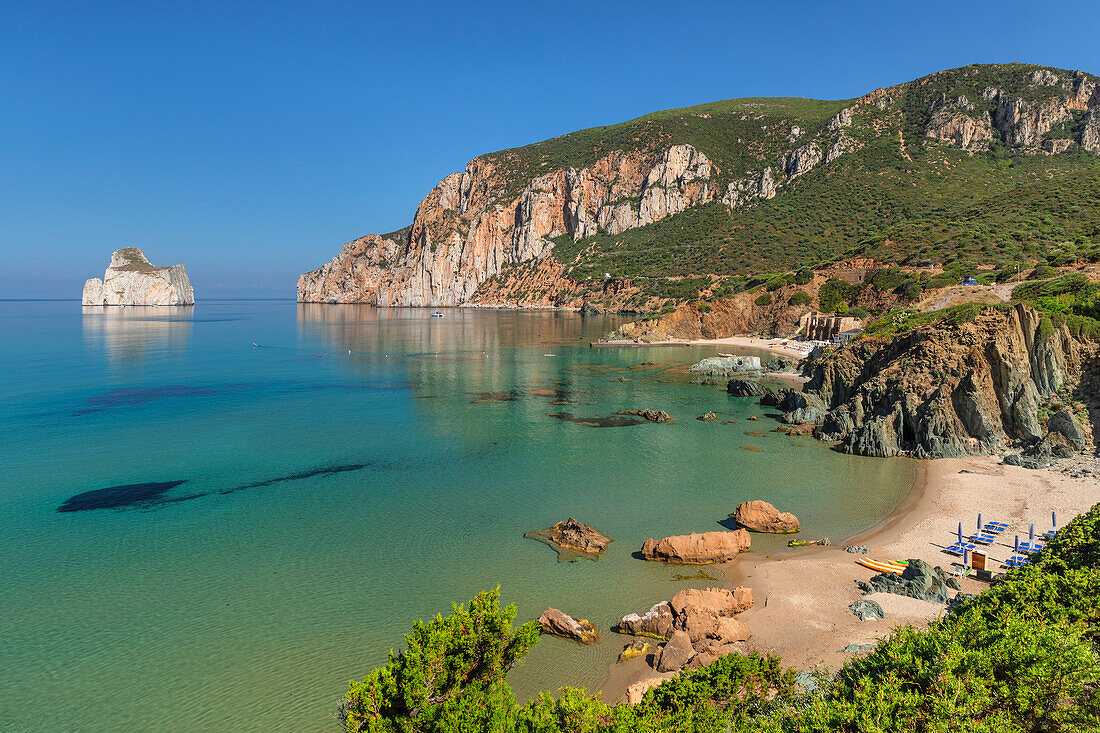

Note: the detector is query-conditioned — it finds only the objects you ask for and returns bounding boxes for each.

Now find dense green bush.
[754,292,773,306]
[818,278,858,312]
[789,291,812,306]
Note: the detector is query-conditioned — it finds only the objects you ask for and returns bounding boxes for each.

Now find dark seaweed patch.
[470,391,521,403]
[547,412,648,428]
[72,386,221,415]
[220,463,371,495]
[58,480,198,512]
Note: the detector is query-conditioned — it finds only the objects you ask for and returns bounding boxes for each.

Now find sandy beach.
[601,455,1099,701]
[689,335,810,361]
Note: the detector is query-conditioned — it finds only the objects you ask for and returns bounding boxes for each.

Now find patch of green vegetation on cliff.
[862,302,997,339]
[1013,273,1100,336]
[339,505,1100,731]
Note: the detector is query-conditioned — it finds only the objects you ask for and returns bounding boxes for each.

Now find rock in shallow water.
[538,608,599,644]
[640,530,751,564]
[617,408,673,423]
[733,500,800,534]
[524,517,613,561]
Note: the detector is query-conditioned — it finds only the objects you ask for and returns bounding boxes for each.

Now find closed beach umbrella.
[978,513,983,531]
[1015,535,1020,553]
[1029,523,1035,542]
[963,548,969,566]
[1053,510,1057,529]
[958,522,963,543]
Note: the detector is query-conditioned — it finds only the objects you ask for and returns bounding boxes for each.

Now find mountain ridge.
[298,63,1100,309]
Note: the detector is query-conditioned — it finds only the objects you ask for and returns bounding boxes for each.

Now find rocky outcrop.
[727,379,767,397]
[689,356,762,377]
[625,677,667,705]
[82,248,194,306]
[807,304,1095,458]
[733,500,800,533]
[697,411,718,421]
[524,517,613,560]
[619,586,753,673]
[924,96,993,151]
[298,144,716,306]
[640,530,750,564]
[856,559,957,604]
[1047,409,1086,450]
[538,608,599,644]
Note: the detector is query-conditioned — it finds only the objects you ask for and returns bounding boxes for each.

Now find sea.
[0,300,915,731]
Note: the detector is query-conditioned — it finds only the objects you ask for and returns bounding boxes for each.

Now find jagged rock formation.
[804,304,1096,458]
[524,517,613,560]
[82,248,194,306]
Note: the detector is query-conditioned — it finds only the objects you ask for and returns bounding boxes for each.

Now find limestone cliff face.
[297,144,716,306]
[804,304,1095,458]
[82,248,194,306]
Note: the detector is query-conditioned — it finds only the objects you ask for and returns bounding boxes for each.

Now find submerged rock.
[733,500,800,533]
[617,639,651,663]
[617,409,673,423]
[538,608,599,644]
[640,530,751,564]
[82,248,195,306]
[524,517,613,561]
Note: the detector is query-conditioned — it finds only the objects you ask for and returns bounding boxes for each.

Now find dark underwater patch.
[72,385,221,415]
[547,412,648,428]
[470,391,521,403]
[58,480,199,512]
[220,463,371,495]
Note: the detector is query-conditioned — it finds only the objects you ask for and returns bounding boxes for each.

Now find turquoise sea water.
[0,301,915,731]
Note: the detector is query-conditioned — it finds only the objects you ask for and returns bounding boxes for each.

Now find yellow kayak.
[857,558,905,575]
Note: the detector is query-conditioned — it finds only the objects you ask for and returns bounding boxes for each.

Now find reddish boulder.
[640,530,751,564]
[655,629,694,672]
[733,500,800,534]
[525,517,613,560]
[538,608,599,644]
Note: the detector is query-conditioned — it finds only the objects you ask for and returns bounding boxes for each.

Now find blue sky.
[2,1,1098,298]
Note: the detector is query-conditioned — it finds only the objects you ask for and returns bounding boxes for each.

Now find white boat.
[430,311,444,318]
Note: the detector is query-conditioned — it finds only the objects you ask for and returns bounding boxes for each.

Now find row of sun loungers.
[943,513,1057,568]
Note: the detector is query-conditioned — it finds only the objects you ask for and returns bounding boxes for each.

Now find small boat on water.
[430,311,445,318]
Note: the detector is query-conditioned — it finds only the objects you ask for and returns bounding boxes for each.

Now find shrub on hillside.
[754,292,773,306]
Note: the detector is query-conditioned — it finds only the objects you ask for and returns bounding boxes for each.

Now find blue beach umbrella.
[1053,510,1057,529]
[978,513,983,530]
[963,548,970,566]
[1029,523,1035,542]
[958,522,963,543]
[1015,535,1020,553]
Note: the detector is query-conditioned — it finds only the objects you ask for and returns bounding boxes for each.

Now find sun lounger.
[968,533,996,545]
[1004,555,1029,568]
[1042,529,1057,540]
[944,542,977,556]
[1018,541,1043,553]
[981,523,1006,534]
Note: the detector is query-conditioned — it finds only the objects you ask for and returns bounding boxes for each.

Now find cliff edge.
[82,248,195,306]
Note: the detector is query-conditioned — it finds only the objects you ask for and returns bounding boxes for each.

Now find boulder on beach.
[733,500,801,534]
[617,601,674,639]
[538,608,599,644]
[524,517,613,560]
[655,629,695,672]
[857,558,953,604]
[1047,408,1086,450]
[617,408,673,423]
[848,599,885,621]
[670,587,753,643]
[640,530,751,564]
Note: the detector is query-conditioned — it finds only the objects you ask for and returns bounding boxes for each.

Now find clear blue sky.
[2,1,1098,298]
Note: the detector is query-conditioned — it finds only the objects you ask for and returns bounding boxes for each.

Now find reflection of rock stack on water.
[82,306,193,364]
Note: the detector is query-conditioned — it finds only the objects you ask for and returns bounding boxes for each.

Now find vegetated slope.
[337,504,1100,731]
[299,63,1100,310]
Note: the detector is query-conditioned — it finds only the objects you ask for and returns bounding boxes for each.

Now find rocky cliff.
[82,248,195,306]
[299,64,1100,309]
[800,304,1097,458]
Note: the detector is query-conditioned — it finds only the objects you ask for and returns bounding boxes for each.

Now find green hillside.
[487,63,1100,288]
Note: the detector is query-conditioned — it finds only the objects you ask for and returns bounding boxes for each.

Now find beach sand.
[690,335,809,361]
[599,455,1098,701]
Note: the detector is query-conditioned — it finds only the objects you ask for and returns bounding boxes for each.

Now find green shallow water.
[0,301,915,731]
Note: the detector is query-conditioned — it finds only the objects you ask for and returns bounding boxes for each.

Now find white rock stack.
[82,248,195,306]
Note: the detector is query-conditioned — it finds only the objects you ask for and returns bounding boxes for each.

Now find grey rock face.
[782,143,822,180]
[857,559,952,604]
[689,356,762,377]
[726,379,766,397]
[848,599,885,621]
[82,248,194,306]
[776,389,827,425]
[1047,408,1086,450]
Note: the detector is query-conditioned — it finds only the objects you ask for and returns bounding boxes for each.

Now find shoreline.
[599,454,1098,701]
